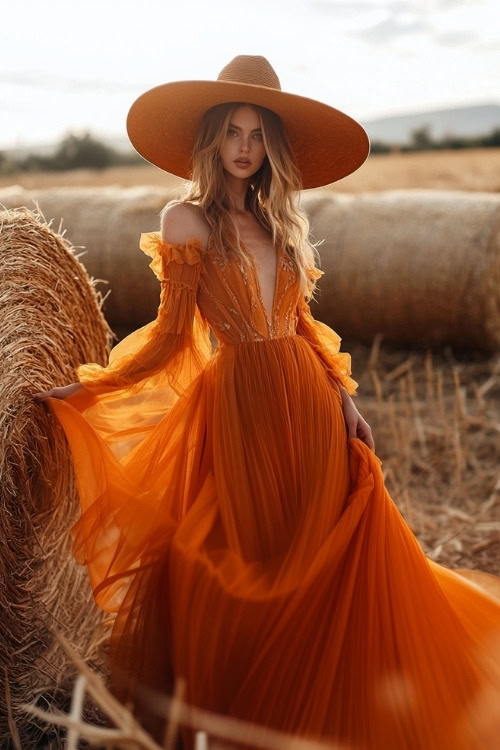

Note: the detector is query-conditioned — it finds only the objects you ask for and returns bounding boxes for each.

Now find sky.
[1,0,499,151]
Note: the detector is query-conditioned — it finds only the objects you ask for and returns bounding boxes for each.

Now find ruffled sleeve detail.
[76,232,211,396]
[296,296,359,397]
[139,232,204,282]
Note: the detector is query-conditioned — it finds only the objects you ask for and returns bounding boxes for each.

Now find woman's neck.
[225,174,249,213]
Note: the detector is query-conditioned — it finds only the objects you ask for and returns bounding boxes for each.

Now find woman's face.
[219,104,267,179]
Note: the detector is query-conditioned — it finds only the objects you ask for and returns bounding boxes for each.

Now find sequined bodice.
[197,231,301,345]
[79,229,358,399]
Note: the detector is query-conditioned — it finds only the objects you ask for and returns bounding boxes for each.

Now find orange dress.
[47,230,500,750]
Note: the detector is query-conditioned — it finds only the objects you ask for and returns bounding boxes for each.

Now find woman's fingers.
[345,418,357,441]
[357,421,375,452]
[33,383,83,403]
[345,413,376,453]
[33,389,53,403]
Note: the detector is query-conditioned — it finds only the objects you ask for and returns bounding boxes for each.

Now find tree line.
[370,123,500,153]
[0,130,142,175]
[1,124,500,175]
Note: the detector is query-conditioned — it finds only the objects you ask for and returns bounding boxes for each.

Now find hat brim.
[126,80,370,190]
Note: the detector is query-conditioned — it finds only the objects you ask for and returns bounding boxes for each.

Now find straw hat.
[126,55,370,190]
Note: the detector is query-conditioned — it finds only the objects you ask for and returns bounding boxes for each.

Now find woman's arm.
[339,386,375,452]
[35,204,211,403]
[295,295,375,452]
[295,296,359,396]
[33,382,84,403]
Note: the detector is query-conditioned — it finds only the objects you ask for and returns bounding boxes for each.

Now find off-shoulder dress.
[47,230,500,750]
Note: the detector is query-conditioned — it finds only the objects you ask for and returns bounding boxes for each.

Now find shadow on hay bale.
[0,207,115,748]
[0,185,177,332]
[301,188,500,352]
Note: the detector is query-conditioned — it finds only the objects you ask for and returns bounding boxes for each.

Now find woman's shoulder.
[139,203,210,272]
[161,201,211,251]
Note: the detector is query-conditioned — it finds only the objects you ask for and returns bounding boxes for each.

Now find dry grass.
[1,147,500,193]
[17,629,343,750]
[344,332,500,575]
[332,147,500,193]
[16,626,500,750]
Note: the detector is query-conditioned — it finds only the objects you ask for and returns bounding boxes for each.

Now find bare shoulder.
[160,202,210,249]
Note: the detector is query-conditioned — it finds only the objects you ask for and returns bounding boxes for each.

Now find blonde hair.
[160,101,324,301]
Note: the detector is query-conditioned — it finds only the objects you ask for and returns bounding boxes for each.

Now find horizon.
[4,99,499,156]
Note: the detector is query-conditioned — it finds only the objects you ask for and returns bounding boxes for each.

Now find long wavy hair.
[160,101,324,301]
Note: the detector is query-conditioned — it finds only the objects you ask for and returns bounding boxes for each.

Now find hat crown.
[217,55,281,91]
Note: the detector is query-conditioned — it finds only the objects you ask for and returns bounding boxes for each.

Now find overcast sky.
[1,0,499,150]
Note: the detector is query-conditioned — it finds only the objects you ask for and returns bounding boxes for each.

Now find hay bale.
[0,206,114,748]
[2,186,500,350]
[0,185,177,330]
[302,189,500,351]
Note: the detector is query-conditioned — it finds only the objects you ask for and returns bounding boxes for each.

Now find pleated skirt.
[48,333,500,750]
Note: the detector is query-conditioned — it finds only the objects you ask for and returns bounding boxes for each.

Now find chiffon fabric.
[47,230,500,749]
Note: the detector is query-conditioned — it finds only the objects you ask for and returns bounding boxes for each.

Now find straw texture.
[0,185,179,329]
[0,206,114,748]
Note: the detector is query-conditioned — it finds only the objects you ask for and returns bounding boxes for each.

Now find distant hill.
[3,103,500,159]
[362,103,500,145]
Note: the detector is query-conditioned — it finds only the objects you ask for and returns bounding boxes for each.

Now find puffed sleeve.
[296,266,359,397]
[76,231,212,397]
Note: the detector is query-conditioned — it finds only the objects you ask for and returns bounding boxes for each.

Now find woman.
[34,56,500,749]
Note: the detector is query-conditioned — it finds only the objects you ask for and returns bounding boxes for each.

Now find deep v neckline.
[207,228,281,336]
[241,239,281,336]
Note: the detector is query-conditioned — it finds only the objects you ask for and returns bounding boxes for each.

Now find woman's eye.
[226,129,262,139]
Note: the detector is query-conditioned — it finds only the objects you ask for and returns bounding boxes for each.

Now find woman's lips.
[235,160,251,168]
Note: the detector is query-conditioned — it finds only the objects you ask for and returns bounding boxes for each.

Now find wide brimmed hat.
[126,55,370,190]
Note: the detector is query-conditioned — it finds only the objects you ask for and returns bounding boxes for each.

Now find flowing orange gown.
[47,229,500,750]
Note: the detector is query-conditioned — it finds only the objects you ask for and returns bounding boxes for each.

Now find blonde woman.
[35,56,500,750]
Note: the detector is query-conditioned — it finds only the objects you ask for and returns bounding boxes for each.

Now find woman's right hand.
[33,382,84,403]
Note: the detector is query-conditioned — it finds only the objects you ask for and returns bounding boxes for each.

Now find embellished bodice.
[197,231,303,346]
[76,230,358,397]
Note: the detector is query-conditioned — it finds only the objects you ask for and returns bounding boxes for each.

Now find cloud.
[0,70,142,94]
[308,0,465,16]
[356,14,429,43]
[435,30,477,46]
[309,0,376,12]
[308,0,484,47]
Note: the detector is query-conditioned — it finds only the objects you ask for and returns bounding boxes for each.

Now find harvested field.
[1,147,500,193]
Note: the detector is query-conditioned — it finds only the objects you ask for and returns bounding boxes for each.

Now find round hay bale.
[301,189,500,351]
[0,206,114,748]
[0,185,177,330]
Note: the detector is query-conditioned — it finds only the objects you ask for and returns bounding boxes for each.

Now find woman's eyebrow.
[228,122,262,132]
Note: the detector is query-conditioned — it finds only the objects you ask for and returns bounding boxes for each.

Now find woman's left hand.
[339,387,375,453]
